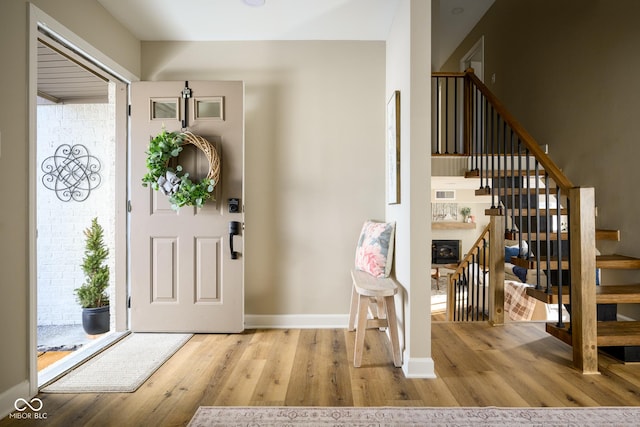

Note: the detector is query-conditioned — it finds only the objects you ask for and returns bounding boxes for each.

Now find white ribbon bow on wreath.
[157,170,181,196]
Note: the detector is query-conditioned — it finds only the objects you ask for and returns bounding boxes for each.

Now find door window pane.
[151,99,178,120]
[195,97,224,120]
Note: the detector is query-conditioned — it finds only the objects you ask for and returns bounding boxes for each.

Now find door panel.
[131,81,244,332]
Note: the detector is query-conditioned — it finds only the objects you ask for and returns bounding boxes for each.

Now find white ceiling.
[435,0,494,69]
[42,0,495,103]
[97,0,401,41]
[97,0,493,53]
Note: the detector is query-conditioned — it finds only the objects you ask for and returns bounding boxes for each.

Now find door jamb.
[28,4,137,395]
[460,36,485,81]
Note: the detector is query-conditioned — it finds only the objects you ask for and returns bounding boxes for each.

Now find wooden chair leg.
[376,297,386,320]
[348,284,358,331]
[353,295,370,367]
[384,295,402,367]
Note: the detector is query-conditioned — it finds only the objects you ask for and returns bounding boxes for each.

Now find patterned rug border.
[188,406,640,426]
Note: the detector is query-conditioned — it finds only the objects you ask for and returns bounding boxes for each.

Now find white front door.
[130,81,244,332]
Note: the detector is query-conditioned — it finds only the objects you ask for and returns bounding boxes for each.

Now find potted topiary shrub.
[75,217,110,335]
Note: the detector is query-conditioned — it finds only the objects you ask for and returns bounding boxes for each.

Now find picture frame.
[386,90,401,205]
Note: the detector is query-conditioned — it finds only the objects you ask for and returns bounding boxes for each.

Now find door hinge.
[127,200,132,212]
[128,104,131,116]
[127,296,131,308]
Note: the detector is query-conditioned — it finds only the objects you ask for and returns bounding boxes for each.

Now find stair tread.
[526,284,640,304]
[596,321,640,346]
[596,254,640,269]
[546,321,640,347]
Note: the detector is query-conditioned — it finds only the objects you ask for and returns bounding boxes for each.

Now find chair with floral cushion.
[348,220,401,368]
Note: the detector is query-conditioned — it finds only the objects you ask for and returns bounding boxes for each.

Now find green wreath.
[141,129,220,209]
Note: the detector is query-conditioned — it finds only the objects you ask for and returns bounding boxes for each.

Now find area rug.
[41,333,192,393]
[187,406,640,426]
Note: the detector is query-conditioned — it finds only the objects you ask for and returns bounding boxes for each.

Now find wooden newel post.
[569,187,599,374]
[489,214,505,325]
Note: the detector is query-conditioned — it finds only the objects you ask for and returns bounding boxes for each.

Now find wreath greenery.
[141,129,219,209]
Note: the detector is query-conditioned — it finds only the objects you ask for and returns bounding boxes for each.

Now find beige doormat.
[187,406,640,426]
[41,333,192,393]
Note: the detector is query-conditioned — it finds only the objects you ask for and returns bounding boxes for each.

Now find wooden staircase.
[433,68,640,371]
[466,166,640,363]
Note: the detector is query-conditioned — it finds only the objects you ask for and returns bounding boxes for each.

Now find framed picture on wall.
[387,90,400,205]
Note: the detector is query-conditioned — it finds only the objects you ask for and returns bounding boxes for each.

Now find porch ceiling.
[37,40,109,104]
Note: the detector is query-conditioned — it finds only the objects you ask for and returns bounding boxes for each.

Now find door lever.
[229,221,241,259]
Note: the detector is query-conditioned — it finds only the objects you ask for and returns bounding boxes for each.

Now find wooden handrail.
[449,223,491,283]
[446,223,492,322]
[432,71,466,77]
[463,70,574,192]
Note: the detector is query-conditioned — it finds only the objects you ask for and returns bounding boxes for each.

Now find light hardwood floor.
[3,322,640,426]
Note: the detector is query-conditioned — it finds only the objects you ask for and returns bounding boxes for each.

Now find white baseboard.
[0,380,30,420]
[402,354,436,378]
[245,314,349,329]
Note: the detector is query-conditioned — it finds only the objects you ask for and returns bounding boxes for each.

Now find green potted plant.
[75,217,110,335]
[461,206,471,223]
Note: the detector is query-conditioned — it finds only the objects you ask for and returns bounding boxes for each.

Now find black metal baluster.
[502,121,507,223]
[565,195,572,332]
[544,174,551,292]
[517,140,523,246]
[454,77,458,154]
[445,77,449,154]
[481,97,488,189]
[474,87,480,172]
[470,256,476,321]
[510,130,516,236]
[487,106,497,209]
[525,149,532,261]
[435,77,440,154]
[556,185,564,329]
[535,160,541,288]
[482,237,488,321]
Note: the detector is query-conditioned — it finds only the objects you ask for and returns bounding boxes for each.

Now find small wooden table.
[431,264,459,290]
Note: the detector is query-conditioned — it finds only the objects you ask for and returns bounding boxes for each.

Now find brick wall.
[37,85,116,327]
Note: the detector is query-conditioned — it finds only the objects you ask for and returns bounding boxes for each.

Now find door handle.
[229,221,241,259]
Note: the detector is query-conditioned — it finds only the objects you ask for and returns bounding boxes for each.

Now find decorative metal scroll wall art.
[41,144,102,202]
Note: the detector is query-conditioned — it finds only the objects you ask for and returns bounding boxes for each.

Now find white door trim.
[460,35,485,82]
[28,4,137,395]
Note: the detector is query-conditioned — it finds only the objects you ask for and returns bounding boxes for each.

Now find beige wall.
[1,0,435,413]
[142,40,386,317]
[0,0,139,415]
[386,0,433,377]
[443,0,640,318]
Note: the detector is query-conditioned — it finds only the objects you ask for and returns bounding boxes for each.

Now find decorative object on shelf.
[461,206,471,223]
[41,144,102,202]
[386,90,400,205]
[141,129,220,210]
[75,218,110,335]
[432,202,458,222]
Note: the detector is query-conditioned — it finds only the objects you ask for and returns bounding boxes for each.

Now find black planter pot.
[81,306,110,335]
